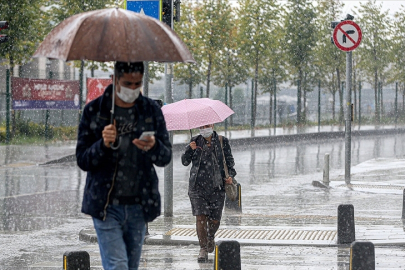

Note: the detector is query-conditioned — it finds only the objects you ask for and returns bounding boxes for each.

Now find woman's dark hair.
[114,61,144,79]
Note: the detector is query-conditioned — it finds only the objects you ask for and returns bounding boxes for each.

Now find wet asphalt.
[1,125,405,269]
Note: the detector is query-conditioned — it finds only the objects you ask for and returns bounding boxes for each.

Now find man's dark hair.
[114,61,144,79]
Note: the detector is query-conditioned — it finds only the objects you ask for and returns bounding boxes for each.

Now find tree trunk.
[253,56,259,129]
[297,69,302,124]
[332,91,336,121]
[229,85,233,126]
[206,55,212,98]
[269,94,273,126]
[336,67,343,124]
[374,68,379,122]
[380,82,384,118]
[303,88,307,123]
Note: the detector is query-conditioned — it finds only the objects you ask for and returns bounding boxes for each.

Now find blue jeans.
[93,204,146,270]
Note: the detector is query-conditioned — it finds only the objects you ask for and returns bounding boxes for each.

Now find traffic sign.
[126,0,161,21]
[333,21,362,52]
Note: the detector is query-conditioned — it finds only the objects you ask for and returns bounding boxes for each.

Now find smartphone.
[139,131,155,141]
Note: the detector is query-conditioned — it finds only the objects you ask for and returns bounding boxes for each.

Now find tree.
[284,0,317,124]
[237,0,280,132]
[390,6,405,91]
[46,0,115,71]
[212,8,248,125]
[174,0,203,99]
[194,0,230,98]
[355,0,392,122]
[314,0,346,122]
[0,0,48,72]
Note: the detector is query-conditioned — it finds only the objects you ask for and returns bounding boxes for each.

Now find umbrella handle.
[110,137,122,150]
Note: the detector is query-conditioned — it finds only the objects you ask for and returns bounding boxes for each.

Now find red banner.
[12,77,80,110]
[86,78,112,104]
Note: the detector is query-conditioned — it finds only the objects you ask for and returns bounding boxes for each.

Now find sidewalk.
[2,125,405,269]
[69,157,405,269]
[79,157,405,248]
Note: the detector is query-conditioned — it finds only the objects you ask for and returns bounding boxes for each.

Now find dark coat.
[181,131,236,188]
[76,85,172,222]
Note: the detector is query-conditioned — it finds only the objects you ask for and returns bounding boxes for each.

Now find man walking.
[76,62,172,270]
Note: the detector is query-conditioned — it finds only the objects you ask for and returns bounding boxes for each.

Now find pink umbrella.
[161,98,234,131]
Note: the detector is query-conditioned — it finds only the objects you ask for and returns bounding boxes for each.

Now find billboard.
[12,77,80,110]
[86,78,112,104]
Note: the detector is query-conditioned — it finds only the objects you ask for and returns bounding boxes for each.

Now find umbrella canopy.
[161,98,234,131]
[33,7,195,63]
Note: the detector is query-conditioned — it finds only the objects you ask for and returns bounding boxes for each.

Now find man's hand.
[189,141,197,150]
[102,123,117,148]
[133,135,156,152]
[225,177,233,185]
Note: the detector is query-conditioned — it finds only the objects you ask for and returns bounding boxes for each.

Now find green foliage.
[390,6,405,86]
[174,0,204,98]
[46,0,115,70]
[355,0,392,121]
[193,0,233,97]
[0,0,48,68]
[0,119,78,144]
[236,0,281,127]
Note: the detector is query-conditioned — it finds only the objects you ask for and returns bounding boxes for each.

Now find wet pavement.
[1,125,405,269]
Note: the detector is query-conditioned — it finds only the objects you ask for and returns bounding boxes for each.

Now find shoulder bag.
[219,136,238,201]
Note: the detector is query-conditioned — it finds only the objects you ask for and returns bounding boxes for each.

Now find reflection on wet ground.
[0,161,83,232]
[1,134,405,268]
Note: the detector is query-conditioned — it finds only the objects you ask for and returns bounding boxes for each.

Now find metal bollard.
[214,240,241,270]
[350,241,375,270]
[145,222,149,236]
[323,153,330,185]
[337,204,355,245]
[63,251,90,270]
[225,183,242,212]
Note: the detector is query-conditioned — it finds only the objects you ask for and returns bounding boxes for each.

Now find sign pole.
[345,51,352,184]
[332,17,361,185]
[163,0,174,218]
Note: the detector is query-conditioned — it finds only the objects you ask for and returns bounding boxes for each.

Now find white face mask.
[116,85,141,103]
[199,127,213,138]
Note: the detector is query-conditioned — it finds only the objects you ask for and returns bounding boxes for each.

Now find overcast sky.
[223,0,405,17]
[341,0,405,16]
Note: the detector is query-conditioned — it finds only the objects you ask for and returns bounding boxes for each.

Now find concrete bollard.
[337,204,355,245]
[350,241,375,270]
[63,251,90,270]
[214,240,241,270]
[225,183,242,212]
[323,153,330,185]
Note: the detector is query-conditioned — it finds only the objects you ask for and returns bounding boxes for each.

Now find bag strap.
[219,136,229,178]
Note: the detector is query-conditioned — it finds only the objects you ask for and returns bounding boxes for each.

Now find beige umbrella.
[33,7,195,149]
[33,7,195,63]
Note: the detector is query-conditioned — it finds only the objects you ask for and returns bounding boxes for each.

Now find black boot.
[196,215,208,262]
[207,220,220,253]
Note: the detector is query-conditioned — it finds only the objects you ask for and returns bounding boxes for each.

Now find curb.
[41,128,405,163]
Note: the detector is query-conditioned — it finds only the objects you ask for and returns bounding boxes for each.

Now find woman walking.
[181,124,237,262]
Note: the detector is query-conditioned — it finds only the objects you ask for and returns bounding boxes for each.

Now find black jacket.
[76,85,172,222]
[181,131,236,188]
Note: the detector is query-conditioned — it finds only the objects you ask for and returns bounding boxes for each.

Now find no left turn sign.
[333,21,362,52]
